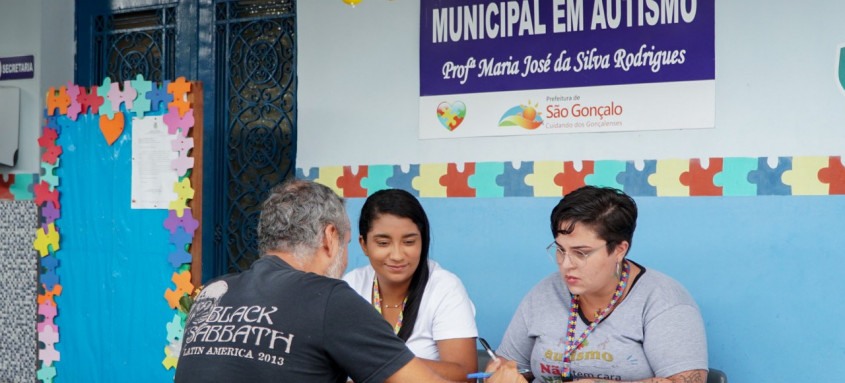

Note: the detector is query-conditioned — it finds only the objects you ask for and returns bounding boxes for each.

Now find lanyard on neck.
[371,276,407,335]
[562,261,630,379]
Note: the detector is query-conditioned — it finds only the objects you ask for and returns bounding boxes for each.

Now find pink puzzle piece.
[171,136,194,153]
[171,152,195,177]
[107,80,138,112]
[39,324,60,346]
[39,344,61,366]
[66,82,82,120]
[163,106,195,137]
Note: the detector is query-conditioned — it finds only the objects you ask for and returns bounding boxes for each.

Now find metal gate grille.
[93,5,176,83]
[213,0,297,274]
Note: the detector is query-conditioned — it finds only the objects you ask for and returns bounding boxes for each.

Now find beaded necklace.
[371,276,407,334]
[562,261,630,380]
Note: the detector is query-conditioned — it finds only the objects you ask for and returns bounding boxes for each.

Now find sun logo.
[498,100,543,130]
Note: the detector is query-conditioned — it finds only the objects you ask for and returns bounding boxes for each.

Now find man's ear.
[322,223,341,259]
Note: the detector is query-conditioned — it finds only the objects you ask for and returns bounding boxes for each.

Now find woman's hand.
[484,358,528,383]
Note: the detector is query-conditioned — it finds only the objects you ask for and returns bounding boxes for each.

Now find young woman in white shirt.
[343,189,478,382]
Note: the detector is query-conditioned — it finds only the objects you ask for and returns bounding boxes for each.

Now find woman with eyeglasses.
[343,189,479,382]
[496,186,708,383]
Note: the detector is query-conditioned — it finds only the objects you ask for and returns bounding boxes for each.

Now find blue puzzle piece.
[43,113,60,133]
[496,161,534,197]
[387,164,420,197]
[360,165,394,195]
[146,80,173,113]
[169,248,192,268]
[468,162,505,197]
[41,269,60,290]
[616,160,657,196]
[296,167,319,182]
[748,157,792,195]
[41,254,60,272]
[171,226,192,249]
[169,226,193,267]
[585,160,626,189]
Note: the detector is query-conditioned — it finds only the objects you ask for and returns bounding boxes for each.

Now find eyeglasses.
[546,242,605,265]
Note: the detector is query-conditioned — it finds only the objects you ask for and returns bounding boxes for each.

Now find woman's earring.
[615,261,622,278]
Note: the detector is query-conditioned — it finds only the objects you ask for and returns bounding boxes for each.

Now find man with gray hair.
[175,180,523,383]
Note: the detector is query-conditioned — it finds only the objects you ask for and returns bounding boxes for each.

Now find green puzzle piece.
[585,160,626,190]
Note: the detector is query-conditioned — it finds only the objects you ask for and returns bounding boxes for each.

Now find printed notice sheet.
[131,116,178,209]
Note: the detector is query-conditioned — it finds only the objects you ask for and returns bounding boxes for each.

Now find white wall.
[0,0,74,174]
[297,1,845,169]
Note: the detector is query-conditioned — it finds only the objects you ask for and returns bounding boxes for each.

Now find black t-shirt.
[175,256,415,383]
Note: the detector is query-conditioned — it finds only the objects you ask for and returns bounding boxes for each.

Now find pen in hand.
[473,338,530,378]
[478,338,498,364]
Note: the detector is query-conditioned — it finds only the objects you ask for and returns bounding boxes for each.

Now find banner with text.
[419,0,715,139]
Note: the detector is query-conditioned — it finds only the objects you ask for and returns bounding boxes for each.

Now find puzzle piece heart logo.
[436,101,466,131]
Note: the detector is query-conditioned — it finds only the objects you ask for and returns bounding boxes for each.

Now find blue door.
[75,0,297,281]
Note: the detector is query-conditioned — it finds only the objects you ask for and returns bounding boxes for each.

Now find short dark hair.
[359,189,430,342]
[550,186,637,254]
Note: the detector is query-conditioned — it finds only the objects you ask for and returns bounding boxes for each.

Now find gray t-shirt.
[497,262,707,382]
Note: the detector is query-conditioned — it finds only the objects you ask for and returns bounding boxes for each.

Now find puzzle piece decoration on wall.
[818,156,845,194]
[713,157,758,196]
[585,160,626,189]
[296,167,319,182]
[163,106,195,137]
[648,159,690,197]
[0,174,14,199]
[147,80,173,113]
[164,209,200,236]
[312,166,342,195]
[617,160,657,196]
[748,157,792,195]
[525,161,564,197]
[440,163,476,197]
[781,156,828,195]
[130,74,153,118]
[106,80,138,113]
[168,77,192,117]
[467,162,505,198]
[412,163,448,197]
[680,158,723,196]
[337,166,368,198]
[33,223,60,257]
[360,164,394,195]
[554,161,594,194]
[497,161,534,197]
[45,87,71,116]
[66,83,82,121]
[387,164,421,196]
[76,85,104,115]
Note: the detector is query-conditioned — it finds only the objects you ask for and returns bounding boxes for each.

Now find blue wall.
[345,195,845,382]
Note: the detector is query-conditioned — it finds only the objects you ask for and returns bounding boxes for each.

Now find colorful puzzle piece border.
[300,156,845,198]
[29,76,199,380]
